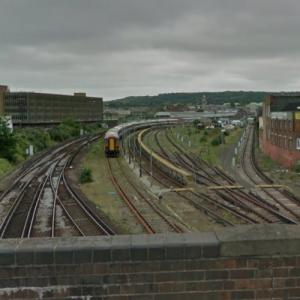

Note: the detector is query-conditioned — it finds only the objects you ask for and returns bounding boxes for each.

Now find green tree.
[49,118,80,141]
[0,118,17,162]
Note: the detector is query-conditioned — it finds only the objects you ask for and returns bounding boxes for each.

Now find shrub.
[200,136,207,143]
[79,168,93,183]
[0,158,12,177]
[49,118,80,142]
[0,118,17,162]
[293,162,300,173]
[22,128,52,152]
[211,136,222,146]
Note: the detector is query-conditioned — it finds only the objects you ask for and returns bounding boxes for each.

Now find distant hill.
[105,91,270,108]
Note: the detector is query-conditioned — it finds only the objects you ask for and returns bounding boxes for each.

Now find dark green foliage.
[211,136,222,146]
[0,118,100,166]
[79,168,93,183]
[82,123,102,134]
[0,118,17,162]
[193,120,200,127]
[293,162,300,173]
[224,131,230,136]
[0,158,12,176]
[49,118,80,142]
[200,136,207,143]
[203,131,209,136]
[16,129,52,152]
[105,91,270,109]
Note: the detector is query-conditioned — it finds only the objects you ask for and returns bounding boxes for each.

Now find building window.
[297,138,300,151]
[289,137,293,150]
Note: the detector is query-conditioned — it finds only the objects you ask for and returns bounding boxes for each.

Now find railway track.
[106,156,183,234]
[143,126,298,225]
[239,125,300,223]
[163,129,292,224]
[151,129,268,224]
[132,129,242,226]
[0,135,115,239]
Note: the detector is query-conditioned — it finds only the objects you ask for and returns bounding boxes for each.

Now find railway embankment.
[0,120,102,186]
[0,224,299,299]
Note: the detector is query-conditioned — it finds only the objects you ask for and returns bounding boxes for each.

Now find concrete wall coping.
[0,224,299,266]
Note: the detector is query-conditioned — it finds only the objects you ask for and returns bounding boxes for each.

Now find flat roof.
[269,95,300,112]
[7,91,102,100]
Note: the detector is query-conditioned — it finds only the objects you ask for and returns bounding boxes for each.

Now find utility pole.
[133,132,136,163]
[128,133,131,164]
[122,132,125,157]
[150,150,153,178]
[139,142,142,177]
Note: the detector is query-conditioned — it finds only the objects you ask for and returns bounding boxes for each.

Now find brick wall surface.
[261,137,300,168]
[0,225,300,299]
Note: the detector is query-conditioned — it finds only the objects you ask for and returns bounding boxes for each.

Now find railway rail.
[106,156,183,234]
[0,134,115,239]
[239,125,300,223]
[138,126,299,225]
[130,129,244,226]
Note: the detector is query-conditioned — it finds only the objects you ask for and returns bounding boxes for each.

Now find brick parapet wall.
[1,225,300,299]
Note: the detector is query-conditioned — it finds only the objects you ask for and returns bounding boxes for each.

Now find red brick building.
[260,95,300,168]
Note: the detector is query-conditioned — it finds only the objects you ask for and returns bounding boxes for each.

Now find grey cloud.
[0,0,300,99]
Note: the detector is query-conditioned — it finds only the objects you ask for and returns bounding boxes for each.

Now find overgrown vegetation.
[211,136,222,146]
[171,125,242,165]
[79,167,93,184]
[0,158,12,178]
[292,162,300,173]
[0,118,17,162]
[49,118,81,142]
[0,118,102,177]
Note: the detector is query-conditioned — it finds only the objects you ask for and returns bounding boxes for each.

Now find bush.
[0,158,12,177]
[293,162,300,173]
[200,136,207,143]
[193,120,201,128]
[0,118,17,162]
[211,136,222,146]
[49,118,81,142]
[21,128,52,152]
[79,168,93,183]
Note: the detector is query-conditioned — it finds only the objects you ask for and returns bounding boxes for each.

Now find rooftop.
[270,95,300,112]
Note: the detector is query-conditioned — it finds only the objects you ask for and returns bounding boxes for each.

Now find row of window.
[10,113,27,121]
[269,133,295,150]
[29,100,101,105]
[5,98,27,106]
[28,108,99,112]
[5,106,27,112]
[270,118,293,132]
[5,95,102,123]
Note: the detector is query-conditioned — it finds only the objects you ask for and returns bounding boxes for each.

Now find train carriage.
[104,119,180,157]
[104,131,120,157]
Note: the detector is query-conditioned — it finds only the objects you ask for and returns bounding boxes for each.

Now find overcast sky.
[0,0,300,100]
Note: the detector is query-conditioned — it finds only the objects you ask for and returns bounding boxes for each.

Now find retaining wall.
[1,225,300,299]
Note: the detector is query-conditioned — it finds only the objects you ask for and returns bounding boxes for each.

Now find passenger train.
[104,119,179,157]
